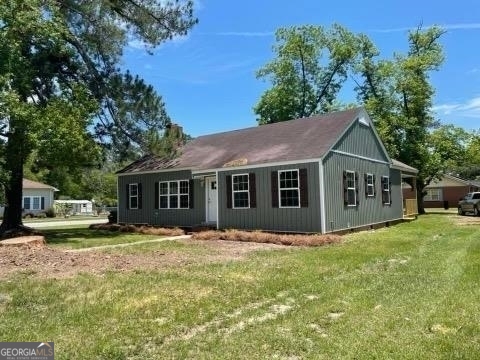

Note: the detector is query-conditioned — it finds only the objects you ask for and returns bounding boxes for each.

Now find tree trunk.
[0,127,26,235]
[416,183,426,215]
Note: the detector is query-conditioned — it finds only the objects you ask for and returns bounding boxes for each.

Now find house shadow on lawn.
[42,228,134,246]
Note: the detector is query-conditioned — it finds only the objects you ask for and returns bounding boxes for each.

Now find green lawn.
[43,228,162,249]
[1,214,479,359]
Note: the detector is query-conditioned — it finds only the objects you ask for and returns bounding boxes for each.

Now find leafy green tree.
[354,26,446,213]
[254,24,361,124]
[0,0,197,234]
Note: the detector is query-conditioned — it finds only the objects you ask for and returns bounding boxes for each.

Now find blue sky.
[122,0,480,137]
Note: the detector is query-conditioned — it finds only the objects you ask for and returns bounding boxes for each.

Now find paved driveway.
[24,218,108,229]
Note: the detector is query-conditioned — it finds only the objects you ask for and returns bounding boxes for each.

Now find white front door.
[206,177,217,223]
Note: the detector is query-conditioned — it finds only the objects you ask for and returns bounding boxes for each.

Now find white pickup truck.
[458,192,480,216]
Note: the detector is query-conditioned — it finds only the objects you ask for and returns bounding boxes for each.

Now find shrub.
[45,207,56,218]
[108,210,117,224]
[192,229,342,247]
[35,212,47,218]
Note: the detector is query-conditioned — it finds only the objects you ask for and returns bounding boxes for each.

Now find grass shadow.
[42,227,132,245]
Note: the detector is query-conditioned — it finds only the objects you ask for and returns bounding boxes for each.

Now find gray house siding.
[323,152,403,232]
[118,170,205,226]
[218,162,321,233]
[333,120,389,162]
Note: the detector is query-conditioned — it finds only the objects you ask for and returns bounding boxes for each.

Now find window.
[129,183,139,209]
[232,174,249,208]
[279,170,300,208]
[159,180,189,209]
[365,173,375,197]
[424,188,442,201]
[345,171,357,206]
[381,176,391,205]
[23,196,43,210]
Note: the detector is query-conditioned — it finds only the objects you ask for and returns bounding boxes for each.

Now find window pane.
[160,196,168,209]
[347,189,356,205]
[280,171,298,189]
[160,182,168,195]
[130,184,138,196]
[180,181,189,194]
[170,182,178,194]
[130,197,138,209]
[346,172,355,188]
[180,195,189,208]
[233,175,248,191]
[23,197,30,210]
[170,195,178,208]
[234,192,249,208]
[33,197,40,210]
[280,189,299,207]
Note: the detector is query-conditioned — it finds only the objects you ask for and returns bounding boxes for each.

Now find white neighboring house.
[54,199,94,215]
[22,179,59,214]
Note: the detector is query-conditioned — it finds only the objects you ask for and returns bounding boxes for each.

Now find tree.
[354,26,446,213]
[254,24,361,124]
[0,0,197,234]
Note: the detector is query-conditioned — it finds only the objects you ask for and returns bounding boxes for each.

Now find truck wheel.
[458,207,465,216]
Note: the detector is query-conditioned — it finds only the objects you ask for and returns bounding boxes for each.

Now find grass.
[1,213,480,359]
[42,227,162,249]
[23,214,108,223]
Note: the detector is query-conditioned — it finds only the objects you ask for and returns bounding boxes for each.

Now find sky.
[122,0,480,137]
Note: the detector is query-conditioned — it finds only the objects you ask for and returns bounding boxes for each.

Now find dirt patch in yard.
[0,239,282,280]
[453,215,480,225]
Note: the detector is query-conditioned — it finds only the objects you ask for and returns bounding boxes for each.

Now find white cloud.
[372,22,480,33]
[433,96,480,118]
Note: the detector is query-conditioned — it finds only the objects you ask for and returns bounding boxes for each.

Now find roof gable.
[23,178,58,191]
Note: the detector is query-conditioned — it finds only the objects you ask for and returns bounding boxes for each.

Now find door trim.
[205,176,217,224]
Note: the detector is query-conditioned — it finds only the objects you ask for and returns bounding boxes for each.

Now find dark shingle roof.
[118,108,370,174]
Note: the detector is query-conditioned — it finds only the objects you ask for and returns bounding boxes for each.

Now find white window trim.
[346,170,357,207]
[382,176,391,205]
[23,196,42,210]
[424,188,442,202]
[232,173,250,209]
[159,180,190,209]
[366,173,374,197]
[129,183,139,210]
[278,169,301,208]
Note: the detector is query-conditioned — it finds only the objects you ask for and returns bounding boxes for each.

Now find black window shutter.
[126,184,130,209]
[249,173,256,208]
[364,174,368,196]
[343,171,348,206]
[299,168,308,207]
[189,179,194,209]
[154,182,159,209]
[355,172,359,206]
[271,171,279,208]
[41,197,45,210]
[373,175,376,197]
[138,183,143,209]
[226,175,232,209]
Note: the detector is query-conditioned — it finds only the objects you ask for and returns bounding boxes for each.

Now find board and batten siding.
[118,170,205,226]
[218,162,321,233]
[333,119,390,162]
[323,152,403,232]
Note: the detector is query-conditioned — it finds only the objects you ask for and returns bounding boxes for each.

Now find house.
[403,174,480,209]
[116,108,418,233]
[22,179,58,214]
[54,200,94,215]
